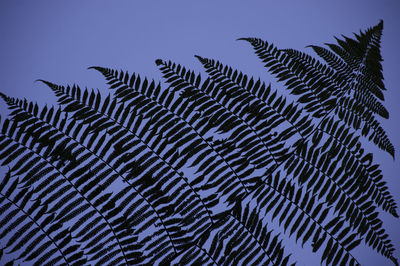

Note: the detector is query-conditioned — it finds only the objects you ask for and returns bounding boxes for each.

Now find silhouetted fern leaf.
[238,21,394,157]
[0,20,397,266]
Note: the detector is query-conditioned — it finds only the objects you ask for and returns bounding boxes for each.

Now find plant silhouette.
[0,20,397,265]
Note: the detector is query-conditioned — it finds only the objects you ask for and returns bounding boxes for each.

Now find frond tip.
[155,59,163,66]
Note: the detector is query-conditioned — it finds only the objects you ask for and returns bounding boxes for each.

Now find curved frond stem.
[193,241,219,266]
[252,180,362,265]
[196,55,308,141]
[295,46,387,118]
[66,140,180,256]
[280,48,349,98]
[227,212,278,265]
[2,100,180,255]
[331,21,384,91]
[316,126,397,216]
[42,81,215,225]
[238,38,332,117]
[57,127,180,255]
[169,105,251,194]
[157,60,281,171]
[0,192,70,265]
[307,45,353,82]
[288,148,395,260]
[254,92,394,214]
[173,240,219,266]
[0,132,130,265]
[334,97,394,156]
[89,66,250,194]
[353,83,388,118]
[240,25,394,156]
[0,20,394,266]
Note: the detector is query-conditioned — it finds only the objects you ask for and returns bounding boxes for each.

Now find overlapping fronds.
[0,21,397,266]
[238,20,394,157]
[171,204,295,266]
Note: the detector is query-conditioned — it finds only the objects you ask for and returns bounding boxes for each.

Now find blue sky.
[0,1,399,265]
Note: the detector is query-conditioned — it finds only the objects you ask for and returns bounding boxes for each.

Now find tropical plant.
[0,20,397,266]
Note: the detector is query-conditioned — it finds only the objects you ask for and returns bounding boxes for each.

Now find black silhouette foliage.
[0,20,397,265]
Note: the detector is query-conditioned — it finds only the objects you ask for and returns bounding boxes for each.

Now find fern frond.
[251,171,362,266]
[156,60,287,173]
[307,45,353,82]
[285,139,396,261]
[89,66,253,200]
[316,117,398,217]
[174,204,295,266]
[239,30,394,158]
[309,45,388,118]
[0,20,396,266]
[0,170,83,265]
[39,79,222,263]
[0,95,165,264]
[238,38,337,118]
[335,96,394,157]
[334,20,384,91]
[194,55,315,142]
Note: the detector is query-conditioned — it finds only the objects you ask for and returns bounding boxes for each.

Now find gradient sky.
[0,1,399,265]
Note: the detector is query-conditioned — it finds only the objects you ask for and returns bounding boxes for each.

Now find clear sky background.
[0,1,399,265]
